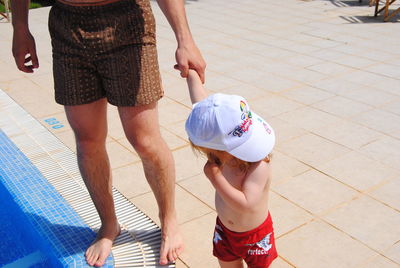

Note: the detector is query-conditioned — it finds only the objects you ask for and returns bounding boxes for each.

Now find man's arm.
[156,0,206,83]
[11,0,39,73]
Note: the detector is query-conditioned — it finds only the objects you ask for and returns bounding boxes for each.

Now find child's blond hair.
[190,141,271,173]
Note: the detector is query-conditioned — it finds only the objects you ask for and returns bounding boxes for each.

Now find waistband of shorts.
[216,212,273,240]
[54,0,135,14]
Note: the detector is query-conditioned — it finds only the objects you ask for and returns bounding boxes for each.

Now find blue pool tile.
[0,130,114,267]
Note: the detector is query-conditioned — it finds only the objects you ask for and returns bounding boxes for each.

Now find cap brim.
[228,112,275,162]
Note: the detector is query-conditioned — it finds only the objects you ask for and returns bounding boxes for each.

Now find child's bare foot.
[159,218,184,265]
[85,224,121,267]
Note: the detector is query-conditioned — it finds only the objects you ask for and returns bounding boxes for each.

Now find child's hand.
[204,161,222,181]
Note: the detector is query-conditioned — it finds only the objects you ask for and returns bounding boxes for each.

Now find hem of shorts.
[213,254,242,262]
[107,93,164,107]
[55,93,164,107]
[261,252,279,268]
[55,96,106,106]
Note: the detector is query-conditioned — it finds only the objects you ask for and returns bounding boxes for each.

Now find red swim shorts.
[213,212,278,268]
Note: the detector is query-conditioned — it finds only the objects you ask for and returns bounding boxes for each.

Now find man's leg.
[65,98,120,267]
[118,101,183,265]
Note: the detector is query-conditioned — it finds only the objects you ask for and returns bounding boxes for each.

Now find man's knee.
[128,134,161,158]
[75,137,106,156]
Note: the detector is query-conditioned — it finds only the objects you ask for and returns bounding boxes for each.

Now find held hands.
[175,41,206,83]
[12,29,39,73]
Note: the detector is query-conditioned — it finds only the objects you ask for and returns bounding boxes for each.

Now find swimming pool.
[0,130,113,267]
[0,178,61,267]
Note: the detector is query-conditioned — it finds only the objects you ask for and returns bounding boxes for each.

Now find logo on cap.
[256,117,272,135]
[229,100,253,137]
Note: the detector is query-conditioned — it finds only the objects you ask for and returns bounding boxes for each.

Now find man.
[11,0,206,266]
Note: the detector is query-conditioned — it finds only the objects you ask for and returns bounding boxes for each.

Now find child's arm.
[187,69,208,104]
[204,161,269,212]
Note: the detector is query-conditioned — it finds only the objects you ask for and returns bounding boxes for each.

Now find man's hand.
[12,29,39,73]
[175,40,206,83]
[204,160,222,181]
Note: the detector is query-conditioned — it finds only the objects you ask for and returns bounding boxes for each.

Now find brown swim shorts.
[48,0,164,106]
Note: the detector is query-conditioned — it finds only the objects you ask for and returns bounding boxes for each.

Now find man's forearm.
[156,0,193,45]
[157,0,206,82]
[11,0,30,30]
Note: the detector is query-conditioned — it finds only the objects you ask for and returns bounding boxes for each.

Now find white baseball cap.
[185,93,275,162]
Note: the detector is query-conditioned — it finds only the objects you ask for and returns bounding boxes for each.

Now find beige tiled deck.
[1,0,399,267]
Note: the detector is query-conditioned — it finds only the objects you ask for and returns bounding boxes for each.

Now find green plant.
[29,2,42,8]
[0,1,44,13]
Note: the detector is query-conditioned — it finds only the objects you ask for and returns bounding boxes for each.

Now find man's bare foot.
[159,218,184,265]
[85,224,121,267]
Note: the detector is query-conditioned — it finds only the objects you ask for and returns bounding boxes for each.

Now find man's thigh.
[118,102,162,140]
[64,99,108,142]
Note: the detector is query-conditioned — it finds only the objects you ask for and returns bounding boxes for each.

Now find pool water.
[0,180,61,267]
[0,130,113,267]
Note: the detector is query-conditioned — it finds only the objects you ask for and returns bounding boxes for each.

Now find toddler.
[185,70,278,268]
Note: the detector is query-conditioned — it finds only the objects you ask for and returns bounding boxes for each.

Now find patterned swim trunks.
[48,0,164,106]
[213,212,278,267]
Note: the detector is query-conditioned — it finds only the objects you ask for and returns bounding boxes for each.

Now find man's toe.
[95,252,108,267]
[94,260,104,267]
[86,251,95,265]
[167,250,176,263]
[172,249,178,260]
[159,253,168,266]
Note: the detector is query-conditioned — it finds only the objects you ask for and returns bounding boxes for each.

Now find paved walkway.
[1,0,399,267]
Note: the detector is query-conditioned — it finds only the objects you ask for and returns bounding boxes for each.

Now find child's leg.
[218,259,244,268]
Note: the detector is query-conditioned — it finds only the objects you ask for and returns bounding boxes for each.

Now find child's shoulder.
[246,160,272,180]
